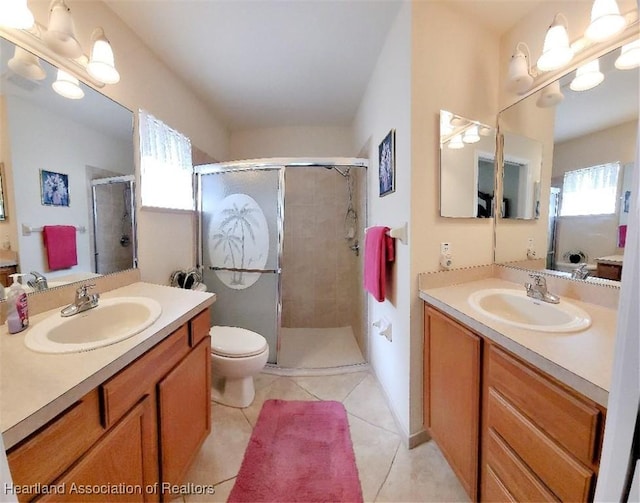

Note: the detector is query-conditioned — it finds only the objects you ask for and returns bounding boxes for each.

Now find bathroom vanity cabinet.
[423,304,606,503]
[7,308,211,502]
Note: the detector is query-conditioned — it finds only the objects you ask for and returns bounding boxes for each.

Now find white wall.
[229,126,353,160]
[21,0,230,285]
[353,1,412,439]
[6,96,131,277]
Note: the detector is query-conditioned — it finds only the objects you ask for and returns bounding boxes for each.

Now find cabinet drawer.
[8,390,104,500]
[488,345,601,466]
[596,263,621,280]
[487,388,593,502]
[485,465,516,503]
[101,325,190,428]
[190,308,210,347]
[486,428,559,502]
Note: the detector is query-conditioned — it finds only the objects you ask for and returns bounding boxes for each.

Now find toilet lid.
[210,326,268,357]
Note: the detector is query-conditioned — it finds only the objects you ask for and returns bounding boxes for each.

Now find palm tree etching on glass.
[212,202,259,286]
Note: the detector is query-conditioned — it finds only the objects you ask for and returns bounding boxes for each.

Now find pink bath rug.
[228,399,363,503]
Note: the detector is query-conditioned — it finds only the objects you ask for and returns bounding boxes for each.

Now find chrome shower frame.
[90,175,137,274]
[194,157,368,369]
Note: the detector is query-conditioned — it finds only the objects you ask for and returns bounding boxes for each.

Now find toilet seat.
[210,326,268,358]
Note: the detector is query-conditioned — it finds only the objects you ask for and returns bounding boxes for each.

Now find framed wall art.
[378,129,395,197]
[40,170,70,207]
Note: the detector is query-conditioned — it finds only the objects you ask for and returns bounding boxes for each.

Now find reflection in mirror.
[0,162,6,221]
[440,110,496,218]
[501,132,543,219]
[496,43,639,282]
[0,36,135,290]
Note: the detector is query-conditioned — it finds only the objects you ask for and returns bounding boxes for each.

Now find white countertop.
[596,255,624,265]
[0,282,215,449]
[419,278,617,407]
[0,260,17,268]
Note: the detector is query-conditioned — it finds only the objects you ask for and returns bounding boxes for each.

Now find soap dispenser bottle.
[7,273,28,334]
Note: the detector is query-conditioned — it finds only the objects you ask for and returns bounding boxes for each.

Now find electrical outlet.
[441,242,450,255]
[527,238,534,249]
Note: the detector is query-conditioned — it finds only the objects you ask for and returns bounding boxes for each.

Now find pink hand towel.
[42,225,78,271]
[363,226,395,302]
[618,225,627,248]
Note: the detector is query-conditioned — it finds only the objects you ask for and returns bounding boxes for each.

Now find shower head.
[325,166,350,178]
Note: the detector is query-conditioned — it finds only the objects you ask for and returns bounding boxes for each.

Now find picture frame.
[40,169,70,207]
[378,129,395,197]
[623,190,631,213]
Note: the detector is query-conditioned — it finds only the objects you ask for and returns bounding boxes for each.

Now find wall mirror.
[495,42,639,282]
[0,36,136,290]
[439,110,496,218]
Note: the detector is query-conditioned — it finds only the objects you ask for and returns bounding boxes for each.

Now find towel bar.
[22,224,87,236]
[365,222,408,245]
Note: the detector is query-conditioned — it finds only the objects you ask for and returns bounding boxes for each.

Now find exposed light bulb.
[585,0,626,41]
[537,14,574,72]
[570,59,604,92]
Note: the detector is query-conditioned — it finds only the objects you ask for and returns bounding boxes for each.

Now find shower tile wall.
[94,183,133,274]
[281,168,365,352]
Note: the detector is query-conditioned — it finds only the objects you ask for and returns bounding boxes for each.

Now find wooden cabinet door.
[158,337,211,488]
[425,307,481,501]
[41,397,155,502]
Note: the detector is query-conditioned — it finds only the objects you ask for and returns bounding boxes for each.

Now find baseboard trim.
[409,429,430,449]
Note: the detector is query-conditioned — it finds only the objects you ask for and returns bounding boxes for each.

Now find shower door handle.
[209,266,281,274]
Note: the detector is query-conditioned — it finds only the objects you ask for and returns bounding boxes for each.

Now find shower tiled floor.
[177,372,469,502]
[277,326,366,368]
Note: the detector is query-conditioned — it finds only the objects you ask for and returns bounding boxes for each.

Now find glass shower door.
[199,168,282,364]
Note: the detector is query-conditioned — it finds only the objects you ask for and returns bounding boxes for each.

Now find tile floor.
[177,371,469,502]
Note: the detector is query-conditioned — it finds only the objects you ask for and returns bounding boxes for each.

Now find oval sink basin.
[25,297,162,354]
[468,288,591,333]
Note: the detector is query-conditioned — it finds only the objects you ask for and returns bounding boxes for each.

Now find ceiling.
[105,0,537,132]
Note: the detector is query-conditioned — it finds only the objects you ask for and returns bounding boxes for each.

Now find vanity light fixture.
[615,39,640,69]
[507,42,535,94]
[52,69,84,99]
[87,28,120,84]
[8,46,46,81]
[0,0,34,29]
[440,110,454,136]
[448,134,464,150]
[570,59,605,91]
[462,124,481,144]
[537,14,574,72]
[536,80,564,108]
[585,0,626,42]
[43,0,82,59]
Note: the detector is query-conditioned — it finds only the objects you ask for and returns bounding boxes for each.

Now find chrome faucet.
[60,284,100,317]
[571,263,590,280]
[525,274,560,304]
[27,271,48,291]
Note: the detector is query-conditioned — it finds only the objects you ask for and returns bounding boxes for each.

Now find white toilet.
[209,326,269,408]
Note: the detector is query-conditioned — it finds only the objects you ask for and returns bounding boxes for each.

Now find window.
[139,110,193,210]
[560,162,620,216]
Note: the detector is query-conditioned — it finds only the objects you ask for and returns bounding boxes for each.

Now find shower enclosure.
[90,175,136,274]
[197,158,367,369]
